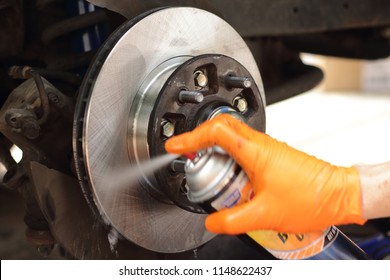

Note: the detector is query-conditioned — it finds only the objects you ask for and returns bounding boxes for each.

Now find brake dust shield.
[73,7,264,253]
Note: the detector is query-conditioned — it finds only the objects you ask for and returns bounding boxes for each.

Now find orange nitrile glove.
[165,114,366,235]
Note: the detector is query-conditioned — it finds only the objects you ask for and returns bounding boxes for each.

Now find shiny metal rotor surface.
[75,7,264,253]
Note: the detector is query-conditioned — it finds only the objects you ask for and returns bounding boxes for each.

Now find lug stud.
[225,75,252,89]
[178,90,204,104]
[170,160,186,173]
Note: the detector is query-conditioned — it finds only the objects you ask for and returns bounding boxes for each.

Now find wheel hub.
[145,54,265,213]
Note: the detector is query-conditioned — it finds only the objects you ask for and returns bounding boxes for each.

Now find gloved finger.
[165,114,238,153]
[205,196,273,235]
[165,114,262,173]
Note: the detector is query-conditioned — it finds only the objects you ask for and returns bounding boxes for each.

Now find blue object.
[357,234,390,260]
[309,227,369,260]
[66,0,108,53]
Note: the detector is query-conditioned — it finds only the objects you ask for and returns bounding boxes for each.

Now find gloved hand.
[165,114,366,234]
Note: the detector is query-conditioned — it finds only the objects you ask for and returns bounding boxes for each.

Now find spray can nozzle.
[185,153,197,161]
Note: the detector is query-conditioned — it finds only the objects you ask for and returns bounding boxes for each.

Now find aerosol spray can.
[184,146,369,259]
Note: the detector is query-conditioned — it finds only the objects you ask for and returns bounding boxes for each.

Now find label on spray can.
[210,169,248,209]
[207,168,339,260]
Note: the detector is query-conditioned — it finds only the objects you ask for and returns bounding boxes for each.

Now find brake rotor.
[73,7,265,253]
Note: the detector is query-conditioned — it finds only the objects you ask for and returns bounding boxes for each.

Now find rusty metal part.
[0,78,74,172]
[25,228,56,246]
[8,66,51,125]
[0,76,74,253]
[5,108,40,140]
[8,66,32,80]
[0,75,74,197]
[9,65,81,86]
[29,71,50,125]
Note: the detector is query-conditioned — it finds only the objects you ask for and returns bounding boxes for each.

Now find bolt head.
[234,97,248,113]
[194,71,208,87]
[162,121,175,138]
[23,120,40,140]
[48,92,59,104]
